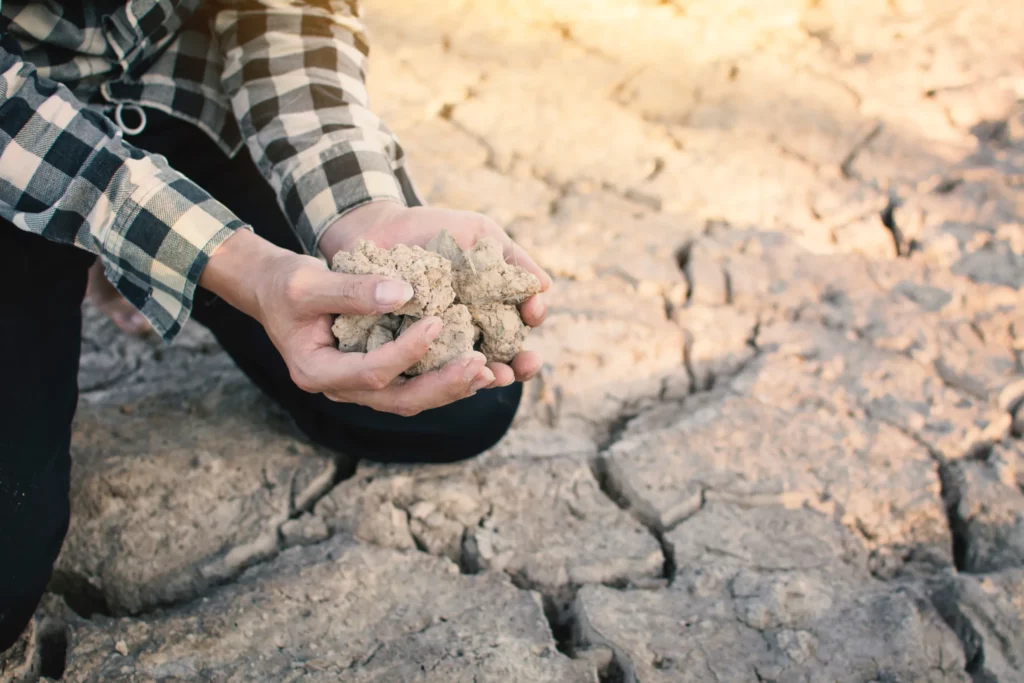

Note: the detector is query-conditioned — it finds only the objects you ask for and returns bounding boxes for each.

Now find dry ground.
[5,0,1024,681]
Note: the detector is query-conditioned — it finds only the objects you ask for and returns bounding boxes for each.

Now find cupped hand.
[318,200,553,387]
[199,230,497,416]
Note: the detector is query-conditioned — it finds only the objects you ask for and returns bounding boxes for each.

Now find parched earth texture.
[4,0,1024,681]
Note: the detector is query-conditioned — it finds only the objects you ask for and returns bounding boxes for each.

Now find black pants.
[0,110,521,652]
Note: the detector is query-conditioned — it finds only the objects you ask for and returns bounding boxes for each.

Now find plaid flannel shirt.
[0,0,418,341]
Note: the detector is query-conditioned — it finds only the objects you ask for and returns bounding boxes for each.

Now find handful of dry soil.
[330,230,541,375]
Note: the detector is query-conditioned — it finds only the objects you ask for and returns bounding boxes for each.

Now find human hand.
[199,230,497,416]
[319,200,553,388]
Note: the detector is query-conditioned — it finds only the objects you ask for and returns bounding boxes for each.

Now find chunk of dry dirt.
[331,240,455,317]
[330,232,540,374]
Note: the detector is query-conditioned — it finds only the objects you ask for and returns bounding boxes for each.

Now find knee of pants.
[298,382,524,465]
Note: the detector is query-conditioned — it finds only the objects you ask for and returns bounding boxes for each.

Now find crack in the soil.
[1,609,70,682]
[544,177,573,219]
[590,447,683,586]
[444,117,505,173]
[291,453,358,516]
[504,568,647,682]
[559,586,638,683]
[540,589,577,657]
[467,523,661,682]
[550,21,616,61]
[46,569,112,619]
[655,0,687,17]
[674,241,695,305]
[36,618,68,680]
[201,452,360,583]
[620,186,663,212]
[746,317,762,352]
[879,193,908,257]
[597,655,633,683]
[1006,322,1024,378]
[643,156,666,183]
[860,402,980,579]
[653,529,677,584]
[597,412,640,453]
[936,460,969,572]
[608,66,646,108]
[772,137,821,171]
[802,65,864,111]
[518,161,668,218]
[840,121,883,180]
[853,388,1022,682]
[595,180,663,212]
[930,581,996,683]
[681,332,701,393]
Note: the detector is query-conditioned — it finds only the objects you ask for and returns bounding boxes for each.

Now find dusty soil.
[331,233,539,372]
[4,0,1024,681]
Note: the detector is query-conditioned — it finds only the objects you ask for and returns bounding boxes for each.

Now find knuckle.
[473,215,498,238]
[289,367,317,393]
[446,377,473,400]
[393,400,421,417]
[337,276,375,314]
[357,367,391,391]
[408,333,433,356]
[337,276,363,300]
[281,270,309,303]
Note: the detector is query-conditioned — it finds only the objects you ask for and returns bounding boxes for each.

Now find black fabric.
[0,227,92,652]
[0,108,521,651]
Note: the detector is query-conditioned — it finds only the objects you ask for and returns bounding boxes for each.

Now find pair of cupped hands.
[199,200,551,417]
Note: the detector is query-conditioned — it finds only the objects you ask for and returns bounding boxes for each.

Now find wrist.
[318,199,405,261]
[198,229,291,323]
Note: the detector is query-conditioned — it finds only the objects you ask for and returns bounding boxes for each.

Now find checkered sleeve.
[0,33,248,342]
[213,0,410,256]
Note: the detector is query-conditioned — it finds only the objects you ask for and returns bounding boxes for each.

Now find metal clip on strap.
[113,103,147,136]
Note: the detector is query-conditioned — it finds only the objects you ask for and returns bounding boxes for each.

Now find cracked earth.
[5,0,1024,681]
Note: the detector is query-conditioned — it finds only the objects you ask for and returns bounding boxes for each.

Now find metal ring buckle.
[113,103,147,136]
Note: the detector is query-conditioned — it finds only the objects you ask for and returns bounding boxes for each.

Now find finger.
[471,366,497,393]
[300,316,442,392]
[368,352,490,415]
[518,293,546,327]
[484,362,515,388]
[354,316,444,387]
[510,350,543,382]
[502,240,552,291]
[302,269,414,315]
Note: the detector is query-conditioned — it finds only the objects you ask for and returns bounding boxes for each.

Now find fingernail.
[375,281,413,307]
[471,369,495,391]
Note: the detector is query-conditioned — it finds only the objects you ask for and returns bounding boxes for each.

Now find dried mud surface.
[5,1,1024,681]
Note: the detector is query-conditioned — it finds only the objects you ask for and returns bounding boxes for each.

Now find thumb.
[303,270,413,315]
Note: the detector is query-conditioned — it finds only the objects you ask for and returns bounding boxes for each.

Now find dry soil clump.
[330,231,541,375]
